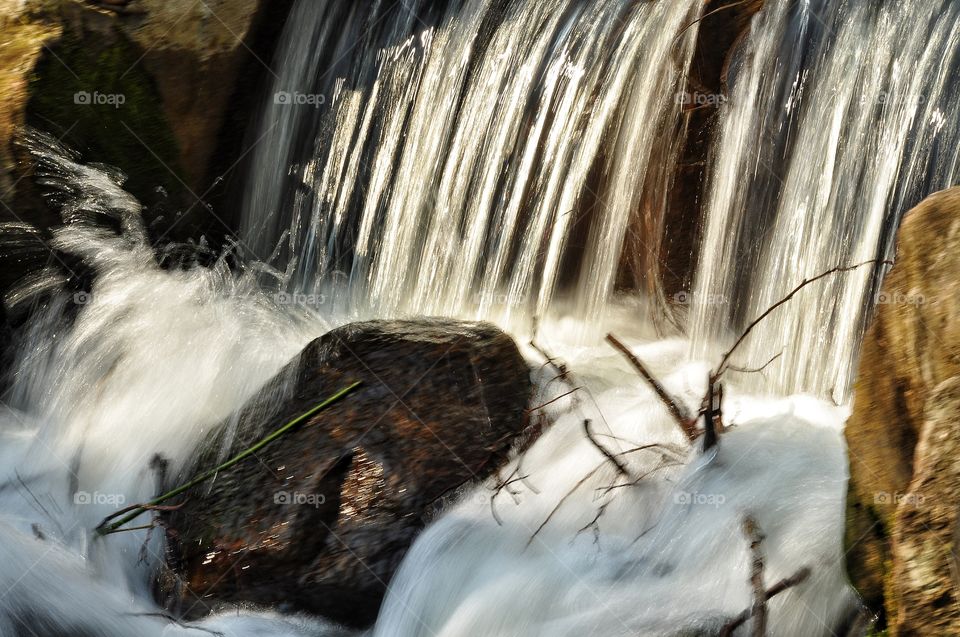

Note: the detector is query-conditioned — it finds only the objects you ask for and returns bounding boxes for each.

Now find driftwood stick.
[702,378,723,451]
[745,517,767,636]
[95,381,362,535]
[712,260,891,381]
[718,515,812,637]
[606,334,696,440]
[718,566,811,636]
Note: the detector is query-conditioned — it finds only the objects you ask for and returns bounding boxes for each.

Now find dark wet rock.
[162,319,532,627]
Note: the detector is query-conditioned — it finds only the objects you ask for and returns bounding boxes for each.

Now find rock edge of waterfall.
[160,318,533,628]
[845,186,960,635]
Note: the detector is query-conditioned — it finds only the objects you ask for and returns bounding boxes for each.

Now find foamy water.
[0,155,855,634]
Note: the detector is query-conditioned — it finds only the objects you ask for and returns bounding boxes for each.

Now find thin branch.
[727,351,783,375]
[575,500,610,544]
[584,419,630,478]
[719,567,812,637]
[599,458,683,496]
[529,339,570,383]
[96,381,362,535]
[713,260,891,380]
[606,334,696,440]
[673,0,756,45]
[744,517,767,636]
[702,379,723,452]
[526,387,581,413]
[527,462,605,548]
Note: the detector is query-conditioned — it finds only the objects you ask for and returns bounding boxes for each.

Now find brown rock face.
[1,0,294,233]
[622,0,764,320]
[845,186,960,630]
[115,0,256,187]
[163,319,532,628]
[891,377,960,636]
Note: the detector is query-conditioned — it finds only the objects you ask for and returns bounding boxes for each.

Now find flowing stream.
[1,0,959,635]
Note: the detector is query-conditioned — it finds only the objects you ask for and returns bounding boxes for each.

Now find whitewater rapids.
[0,193,855,636]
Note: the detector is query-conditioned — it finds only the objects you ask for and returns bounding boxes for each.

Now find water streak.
[241,0,703,325]
[690,0,960,399]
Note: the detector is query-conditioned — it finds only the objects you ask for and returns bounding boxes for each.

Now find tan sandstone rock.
[845,186,960,630]
[890,376,960,636]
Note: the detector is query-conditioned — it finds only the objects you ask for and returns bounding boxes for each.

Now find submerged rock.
[845,186,960,631]
[162,319,532,627]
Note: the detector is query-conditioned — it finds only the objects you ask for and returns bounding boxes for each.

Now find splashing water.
[3,0,960,635]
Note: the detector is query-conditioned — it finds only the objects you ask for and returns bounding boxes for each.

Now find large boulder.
[162,319,532,627]
[845,186,960,630]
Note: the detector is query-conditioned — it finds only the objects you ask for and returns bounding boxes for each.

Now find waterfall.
[690,0,960,400]
[5,0,960,635]
[240,0,703,324]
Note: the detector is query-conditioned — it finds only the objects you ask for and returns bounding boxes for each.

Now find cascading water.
[1,0,959,635]
[690,0,960,401]
[240,0,703,325]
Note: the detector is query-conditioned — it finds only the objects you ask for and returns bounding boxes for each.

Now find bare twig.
[745,517,767,636]
[719,567,812,637]
[584,419,630,478]
[701,379,724,451]
[529,339,571,383]
[526,462,605,548]
[96,381,362,535]
[527,387,581,413]
[599,458,683,496]
[606,334,696,440]
[726,351,783,375]
[712,260,891,381]
[717,516,812,636]
[673,0,757,45]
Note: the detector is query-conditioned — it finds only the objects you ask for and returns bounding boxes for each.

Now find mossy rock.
[26,20,184,212]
